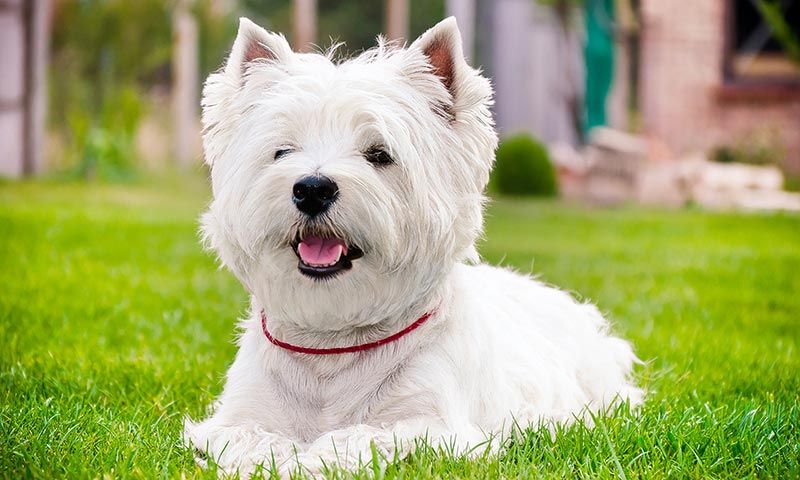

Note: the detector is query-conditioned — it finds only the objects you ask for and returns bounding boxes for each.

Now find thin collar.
[260,309,434,355]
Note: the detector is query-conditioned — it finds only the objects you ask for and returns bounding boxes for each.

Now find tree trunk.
[27,0,50,175]
[446,0,476,60]
[293,0,317,52]
[385,0,409,41]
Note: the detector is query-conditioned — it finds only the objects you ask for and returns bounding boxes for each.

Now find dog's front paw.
[184,417,300,476]
[291,424,399,475]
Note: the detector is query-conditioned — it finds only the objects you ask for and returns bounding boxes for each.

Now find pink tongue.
[297,236,347,266]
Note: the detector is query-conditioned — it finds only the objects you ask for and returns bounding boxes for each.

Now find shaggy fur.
[185,17,642,476]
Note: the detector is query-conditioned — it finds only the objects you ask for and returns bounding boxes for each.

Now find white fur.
[186,17,642,477]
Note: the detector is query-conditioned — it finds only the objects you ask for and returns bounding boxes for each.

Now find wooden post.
[293,0,317,52]
[608,0,636,130]
[26,0,50,175]
[172,0,200,166]
[446,0,476,60]
[385,0,409,41]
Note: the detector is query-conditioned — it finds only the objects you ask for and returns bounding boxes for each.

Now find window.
[724,0,800,85]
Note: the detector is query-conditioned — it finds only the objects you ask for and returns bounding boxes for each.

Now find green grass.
[1,178,799,478]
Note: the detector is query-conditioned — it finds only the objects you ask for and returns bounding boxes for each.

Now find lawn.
[1,177,798,478]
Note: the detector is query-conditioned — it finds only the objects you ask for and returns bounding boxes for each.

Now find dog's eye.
[364,147,394,167]
[274,147,294,161]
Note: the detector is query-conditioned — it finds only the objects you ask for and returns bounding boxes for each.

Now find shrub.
[711,145,776,166]
[64,87,143,181]
[785,174,800,192]
[490,134,558,196]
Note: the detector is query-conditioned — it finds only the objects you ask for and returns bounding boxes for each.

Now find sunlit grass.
[1,178,798,478]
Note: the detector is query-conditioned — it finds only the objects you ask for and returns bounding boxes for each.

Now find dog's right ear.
[224,17,293,79]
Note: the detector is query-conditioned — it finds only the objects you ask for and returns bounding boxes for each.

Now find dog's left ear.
[410,17,464,97]
[409,17,472,118]
[225,17,293,79]
[202,18,293,167]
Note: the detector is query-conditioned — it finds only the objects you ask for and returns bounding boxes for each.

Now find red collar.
[260,309,434,355]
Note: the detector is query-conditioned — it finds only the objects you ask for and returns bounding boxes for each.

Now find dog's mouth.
[291,234,364,279]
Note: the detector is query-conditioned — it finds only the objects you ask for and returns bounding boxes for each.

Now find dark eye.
[274,147,293,160]
[364,146,394,167]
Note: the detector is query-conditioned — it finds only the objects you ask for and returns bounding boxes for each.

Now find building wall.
[639,0,800,172]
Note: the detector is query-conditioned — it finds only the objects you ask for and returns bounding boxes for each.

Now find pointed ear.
[410,17,467,102]
[225,17,293,78]
[201,18,292,167]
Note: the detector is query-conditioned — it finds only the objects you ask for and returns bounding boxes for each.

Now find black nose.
[292,175,339,216]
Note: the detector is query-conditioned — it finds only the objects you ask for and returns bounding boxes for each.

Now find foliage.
[50,0,173,121]
[194,2,239,80]
[239,0,444,54]
[47,0,444,178]
[1,180,799,477]
[756,0,800,66]
[61,87,144,181]
[491,134,558,196]
[784,174,800,192]
[711,129,787,167]
[49,0,235,178]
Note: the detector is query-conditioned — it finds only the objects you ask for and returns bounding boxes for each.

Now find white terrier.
[186,16,642,476]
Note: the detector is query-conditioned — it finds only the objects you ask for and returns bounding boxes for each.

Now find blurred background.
[3,3,800,476]
[1,0,799,209]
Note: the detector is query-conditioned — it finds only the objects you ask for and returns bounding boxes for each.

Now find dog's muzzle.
[291,233,364,279]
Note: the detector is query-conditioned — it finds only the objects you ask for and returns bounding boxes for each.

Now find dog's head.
[201,17,497,329]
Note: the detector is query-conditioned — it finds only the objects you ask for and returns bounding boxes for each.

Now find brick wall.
[639,0,800,172]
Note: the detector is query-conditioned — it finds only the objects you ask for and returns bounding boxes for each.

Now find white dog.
[186,16,642,476]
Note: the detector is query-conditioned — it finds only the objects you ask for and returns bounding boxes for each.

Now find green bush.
[62,86,143,181]
[710,128,786,167]
[711,145,776,166]
[490,134,558,196]
[785,174,800,192]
